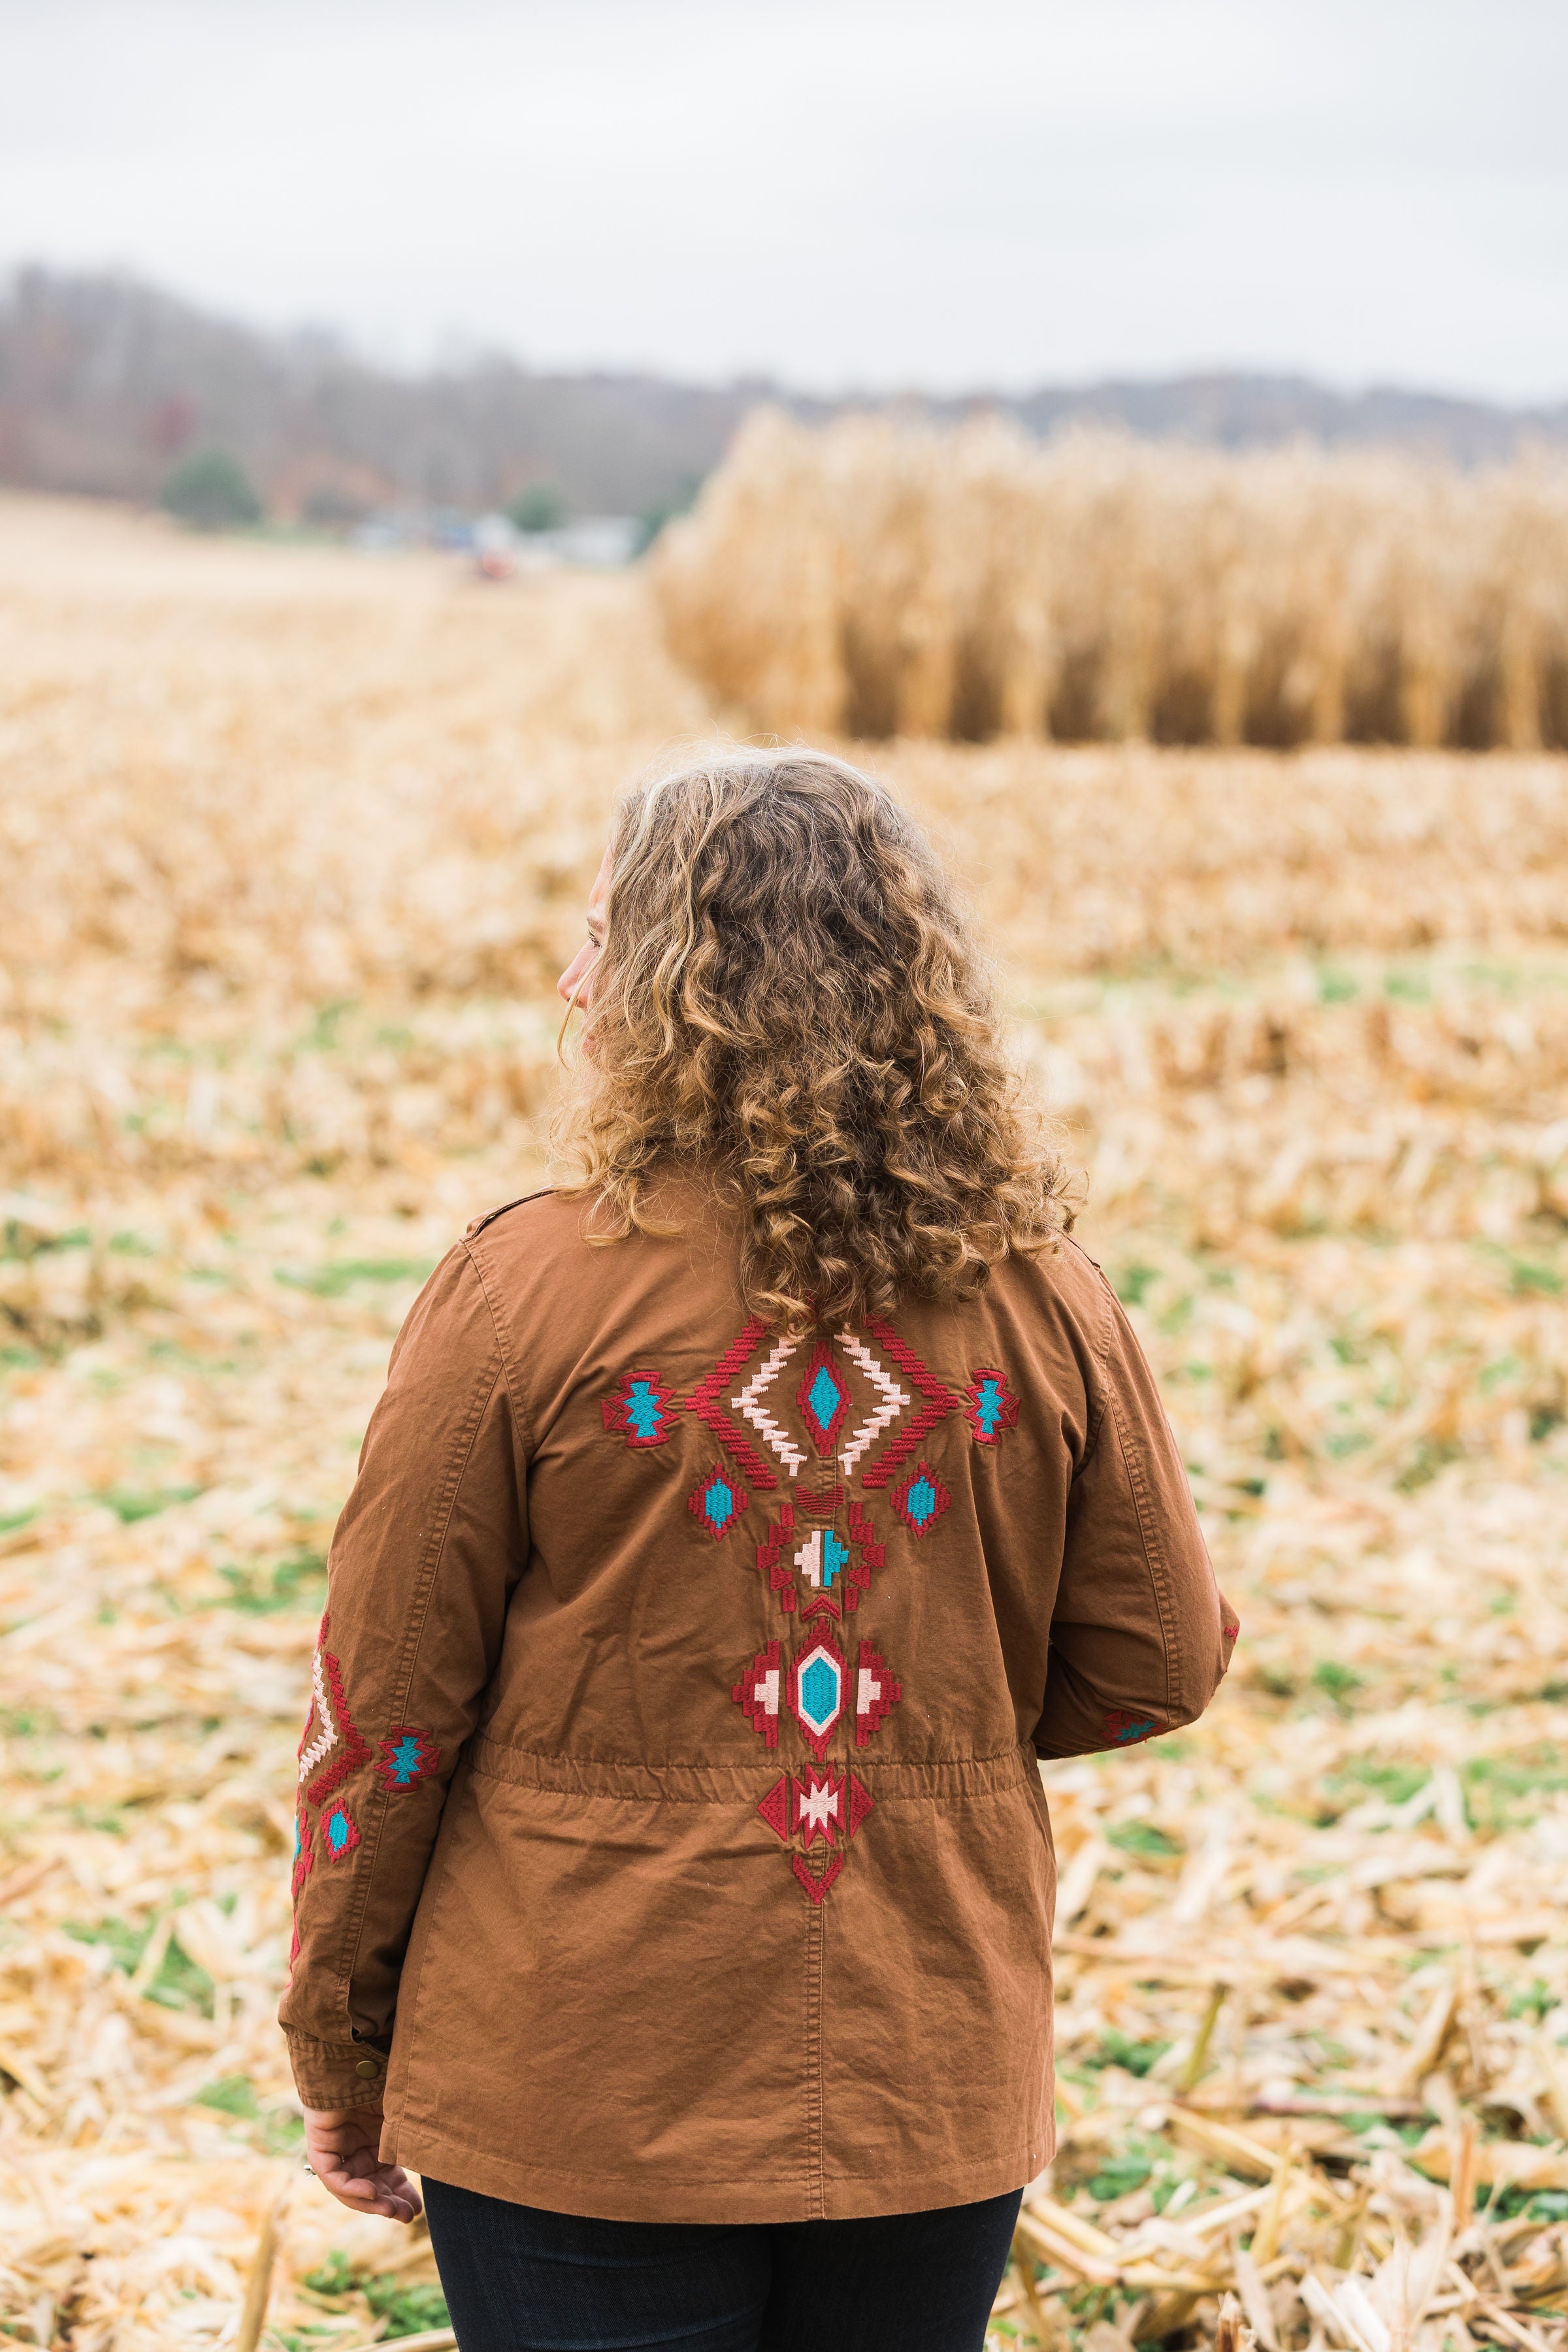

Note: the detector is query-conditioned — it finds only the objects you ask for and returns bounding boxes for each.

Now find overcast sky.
[3,0,1564,402]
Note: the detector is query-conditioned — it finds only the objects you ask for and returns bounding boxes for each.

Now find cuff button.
[354,2058,380,2079]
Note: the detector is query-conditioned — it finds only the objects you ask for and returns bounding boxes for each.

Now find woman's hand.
[302,2106,423,2223]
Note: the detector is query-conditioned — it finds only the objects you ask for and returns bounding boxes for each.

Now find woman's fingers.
[317,2157,424,2223]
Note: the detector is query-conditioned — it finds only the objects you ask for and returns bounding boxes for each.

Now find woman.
[282,752,1235,2352]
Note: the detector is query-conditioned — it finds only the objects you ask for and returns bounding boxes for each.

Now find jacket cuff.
[284,2029,391,2112]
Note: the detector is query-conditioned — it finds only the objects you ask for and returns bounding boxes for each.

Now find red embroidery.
[855,1641,902,1746]
[1104,1708,1164,1746]
[858,1316,959,1489]
[796,1340,851,1457]
[846,1772,875,1838]
[376,1727,442,1792]
[601,1367,677,1448]
[797,1484,844,1516]
[801,1592,840,1621]
[845,1501,883,1613]
[301,1622,372,1806]
[687,1320,779,1489]
[789,1629,848,1762]
[757,1774,791,1839]
[290,1809,314,1901]
[688,1462,748,1541]
[792,1851,843,1904]
[756,1504,799,1610]
[1222,1617,1241,1644]
[792,1767,845,1848]
[962,1366,1020,1445]
[889,1460,953,1539]
[732,1641,782,1747]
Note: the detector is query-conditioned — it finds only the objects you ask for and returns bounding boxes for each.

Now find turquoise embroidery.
[624,1381,665,1440]
[689,1463,747,1541]
[973,1380,1005,1436]
[820,1529,849,1587]
[602,1366,677,1449]
[808,1365,843,1432]
[962,1365,1019,1447]
[890,1458,952,1539]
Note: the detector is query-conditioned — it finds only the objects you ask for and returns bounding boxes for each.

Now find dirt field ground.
[2,497,1567,2352]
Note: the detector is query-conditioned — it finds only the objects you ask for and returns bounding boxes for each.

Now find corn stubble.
[0,497,1565,2352]
[653,410,1568,751]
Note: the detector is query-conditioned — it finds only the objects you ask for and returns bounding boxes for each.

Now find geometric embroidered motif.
[376,1726,441,1792]
[602,1367,677,1448]
[795,1524,851,1596]
[963,1366,1019,1445]
[757,1505,802,1610]
[792,1766,843,1848]
[757,1773,791,1838]
[728,1311,947,1905]
[843,1502,885,1612]
[796,1340,851,1458]
[730,1336,806,1479]
[855,1641,901,1747]
[858,1316,959,1490]
[732,1641,783,1748]
[298,1616,372,1806]
[788,1632,847,1763]
[1104,1708,1164,1746]
[890,1459,952,1539]
[757,1499,882,1618]
[687,1318,779,1489]
[689,1463,747,1541]
[319,1800,361,1862]
[846,1771,875,1838]
[835,1331,911,1478]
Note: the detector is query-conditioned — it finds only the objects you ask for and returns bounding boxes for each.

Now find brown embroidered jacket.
[279,1188,1235,2223]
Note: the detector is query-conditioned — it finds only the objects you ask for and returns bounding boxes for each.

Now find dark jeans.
[423,2176,1024,2352]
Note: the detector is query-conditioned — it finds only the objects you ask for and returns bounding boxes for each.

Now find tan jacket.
[280,1189,1235,2223]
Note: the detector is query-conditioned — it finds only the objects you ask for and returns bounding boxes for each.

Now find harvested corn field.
[1,493,1567,2352]
[653,412,1568,751]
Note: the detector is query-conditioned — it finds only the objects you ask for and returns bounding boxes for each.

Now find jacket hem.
[383,2114,1050,2225]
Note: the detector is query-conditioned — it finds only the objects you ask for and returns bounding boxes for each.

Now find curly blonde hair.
[554,751,1071,1330]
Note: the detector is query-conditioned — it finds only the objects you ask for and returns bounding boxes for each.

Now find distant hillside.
[2,265,1564,521]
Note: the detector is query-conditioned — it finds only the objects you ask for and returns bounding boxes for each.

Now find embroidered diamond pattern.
[789,1632,847,1761]
[321,1801,361,1861]
[689,1463,747,1541]
[796,1342,850,1456]
[890,1459,952,1539]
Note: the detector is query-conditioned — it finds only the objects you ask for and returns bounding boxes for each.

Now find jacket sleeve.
[278,1243,527,2109]
[1034,1277,1237,1759]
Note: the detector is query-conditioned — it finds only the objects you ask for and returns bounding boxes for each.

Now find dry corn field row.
[654,414,1568,752]
[0,495,1566,2352]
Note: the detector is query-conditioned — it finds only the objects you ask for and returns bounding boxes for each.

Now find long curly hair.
[553,751,1072,1331]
